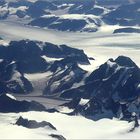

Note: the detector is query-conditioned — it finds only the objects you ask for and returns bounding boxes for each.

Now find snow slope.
[0,111,139,139]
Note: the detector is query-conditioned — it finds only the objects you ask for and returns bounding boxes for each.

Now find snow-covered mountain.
[103,2,140,26]
[0,59,33,94]
[0,0,140,139]
[1,0,139,33]
[29,14,102,32]
[0,40,90,95]
[1,39,140,123]
[61,56,140,121]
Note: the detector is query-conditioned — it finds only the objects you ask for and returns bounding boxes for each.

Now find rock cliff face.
[61,56,140,121]
[0,94,46,113]
[43,59,87,96]
[103,2,140,26]
[29,14,101,32]
[0,60,33,94]
[0,40,90,95]
[0,40,89,73]
[42,43,90,64]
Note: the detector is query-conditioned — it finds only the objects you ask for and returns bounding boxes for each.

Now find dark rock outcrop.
[129,115,139,132]
[61,56,140,121]
[8,40,48,73]
[0,94,46,113]
[0,40,89,73]
[86,7,104,16]
[8,0,32,8]
[48,18,87,32]
[68,1,106,16]
[27,0,57,18]
[113,27,140,34]
[49,134,66,140]
[16,10,27,18]
[0,40,90,95]
[16,116,56,130]
[0,40,48,73]
[43,43,90,64]
[61,97,81,109]
[29,16,58,27]
[0,60,33,94]
[68,0,96,14]
[29,15,101,32]
[103,2,140,26]
[43,58,87,96]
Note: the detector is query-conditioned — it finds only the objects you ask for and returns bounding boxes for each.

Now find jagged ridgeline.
[0,40,89,94]
[0,39,140,123]
[0,0,140,139]
[61,56,140,121]
[1,0,139,33]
